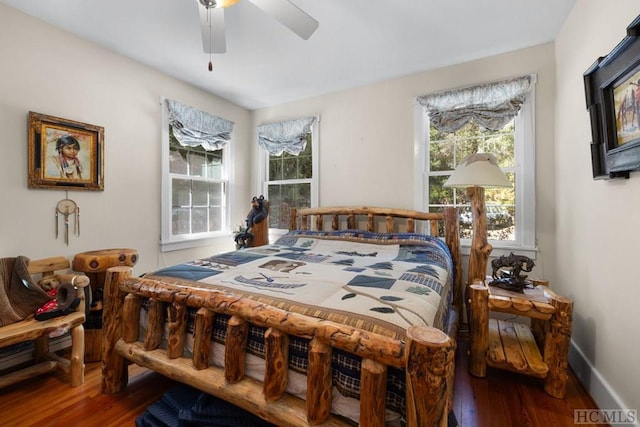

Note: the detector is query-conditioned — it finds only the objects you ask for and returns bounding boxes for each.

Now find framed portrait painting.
[28,111,104,191]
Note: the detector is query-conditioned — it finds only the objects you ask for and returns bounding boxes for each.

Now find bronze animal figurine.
[490,252,535,292]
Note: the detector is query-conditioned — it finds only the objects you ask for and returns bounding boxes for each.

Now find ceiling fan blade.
[249,0,319,40]
[198,3,226,53]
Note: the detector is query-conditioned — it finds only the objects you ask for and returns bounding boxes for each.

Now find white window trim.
[160,97,232,252]
[414,79,537,259]
[258,117,320,239]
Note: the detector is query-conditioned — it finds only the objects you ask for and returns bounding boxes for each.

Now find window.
[416,76,536,255]
[265,133,313,228]
[259,117,319,230]
[161,99,234,251]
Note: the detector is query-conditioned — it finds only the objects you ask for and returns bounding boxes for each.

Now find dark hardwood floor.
[452,334,601,427]
[0,334,602,427]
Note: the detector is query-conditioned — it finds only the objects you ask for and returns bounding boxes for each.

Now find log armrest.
[57,274,90,314]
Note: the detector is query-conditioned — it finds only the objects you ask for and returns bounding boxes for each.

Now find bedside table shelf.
[468,280,573,398]
[487,318,548,378]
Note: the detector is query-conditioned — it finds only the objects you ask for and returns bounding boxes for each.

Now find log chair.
[0,256,89,388]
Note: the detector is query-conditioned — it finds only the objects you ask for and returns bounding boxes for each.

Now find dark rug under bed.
[137,383,459,427]
[135,383,274,427]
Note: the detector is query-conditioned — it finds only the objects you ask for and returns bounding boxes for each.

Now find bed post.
[443,207,462,314]
[468,281,489,378]
[404,326,455,427]
[101,266,132,393]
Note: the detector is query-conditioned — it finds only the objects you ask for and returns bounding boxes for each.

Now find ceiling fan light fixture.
[199,0,217,8]
[199,0,240,9]
[218,0,241,8]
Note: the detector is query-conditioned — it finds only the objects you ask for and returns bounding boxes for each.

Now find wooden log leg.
[122,294,142,343]
[445,336,457,418]
[468,283,489,377]
[263,328,289,403]
[443,207,462,316]
[101,266,132,394]
[69,324,85,386]
[144,300,165,351]
[543,295,573,398]
[225,316,248,384]
[530,317,547,348]
[307,338,332,425]
[166,303,187,359]
[360,358,387,427]
[33,336,49,362]
[404,326,455,427]
[192,308,214,370]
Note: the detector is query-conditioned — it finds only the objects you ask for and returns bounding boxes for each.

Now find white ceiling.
[1,0,575,110]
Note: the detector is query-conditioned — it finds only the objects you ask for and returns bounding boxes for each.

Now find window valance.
[257,116,316,156]
[417,75,534,132]
[165,99,234,151]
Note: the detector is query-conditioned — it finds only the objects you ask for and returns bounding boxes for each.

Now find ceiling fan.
[197,0,319,55]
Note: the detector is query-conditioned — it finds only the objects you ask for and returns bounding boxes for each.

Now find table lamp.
[444,153,511,283]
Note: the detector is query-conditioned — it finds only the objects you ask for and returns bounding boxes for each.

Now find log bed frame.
[101,206,461,426]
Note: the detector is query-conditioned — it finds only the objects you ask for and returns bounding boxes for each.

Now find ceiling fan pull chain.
[208,6,213,71]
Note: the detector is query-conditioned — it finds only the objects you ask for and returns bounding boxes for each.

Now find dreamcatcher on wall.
[55,193,80,246]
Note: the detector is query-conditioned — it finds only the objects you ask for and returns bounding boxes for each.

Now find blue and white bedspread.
[148,230,454,340]
[143,230,454,418]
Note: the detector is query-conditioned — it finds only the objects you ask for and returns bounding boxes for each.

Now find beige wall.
[555,1,640,414]
[252,43,558,281]
[0,4,252,274]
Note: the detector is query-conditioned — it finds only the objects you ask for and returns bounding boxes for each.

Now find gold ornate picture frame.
[28,111,104,191]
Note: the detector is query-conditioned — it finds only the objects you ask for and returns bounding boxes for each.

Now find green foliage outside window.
[267,133,312,228]
[429,120,516,241]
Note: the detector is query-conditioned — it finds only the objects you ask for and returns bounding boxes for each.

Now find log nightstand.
[72,249,138,362]
[468,279,573,398]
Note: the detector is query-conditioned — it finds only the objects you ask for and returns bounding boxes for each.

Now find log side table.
[72,248,138,362]
[468,279,573,398]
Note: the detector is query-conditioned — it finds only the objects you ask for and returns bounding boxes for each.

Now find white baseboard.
[569,339,639,427]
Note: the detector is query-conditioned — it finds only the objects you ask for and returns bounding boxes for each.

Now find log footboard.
[102,266,456,427]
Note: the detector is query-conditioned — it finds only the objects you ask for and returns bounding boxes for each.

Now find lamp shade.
[444,153,511,188]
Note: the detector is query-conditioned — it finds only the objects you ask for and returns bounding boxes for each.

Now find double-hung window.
[258,117,318,230]
[416,75,536,255]
[161,99,234,251]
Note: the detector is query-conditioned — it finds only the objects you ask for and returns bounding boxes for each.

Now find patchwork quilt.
[142,230,455,417]
[147,229,454,340]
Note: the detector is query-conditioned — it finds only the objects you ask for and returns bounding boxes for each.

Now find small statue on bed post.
[234,195,269,249]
